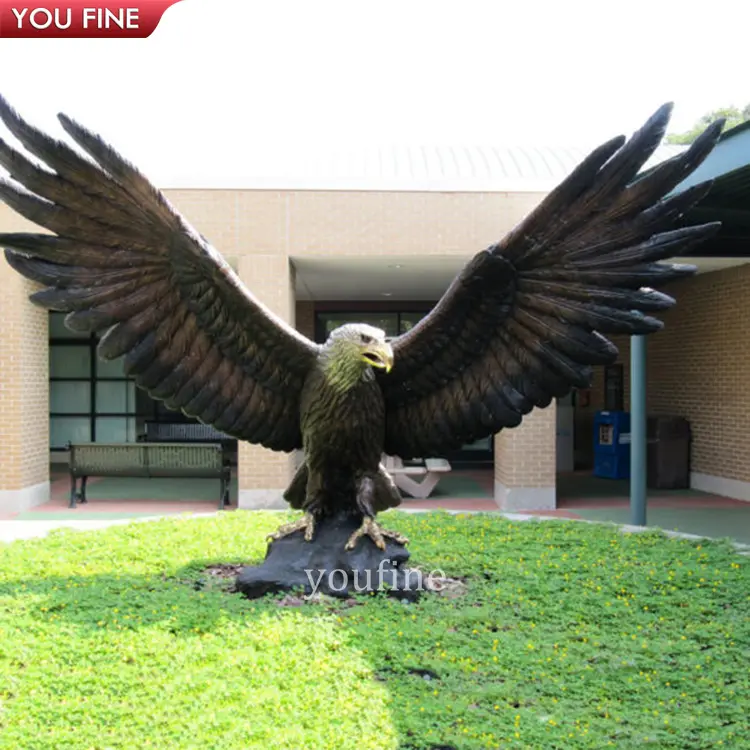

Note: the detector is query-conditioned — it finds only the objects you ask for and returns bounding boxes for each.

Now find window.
[398,311,425,334]
[49,312,138,449]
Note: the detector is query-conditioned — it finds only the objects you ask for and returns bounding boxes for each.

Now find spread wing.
[0,96,319,452]
[380,104,722,458]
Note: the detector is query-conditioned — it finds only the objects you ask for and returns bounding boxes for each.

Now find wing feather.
[381,104,721,458]
[0,95,318,452]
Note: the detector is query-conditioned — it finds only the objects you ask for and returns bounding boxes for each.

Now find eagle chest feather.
[300,369,385,466]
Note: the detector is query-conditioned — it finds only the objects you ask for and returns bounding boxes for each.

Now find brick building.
[1,130,748,515]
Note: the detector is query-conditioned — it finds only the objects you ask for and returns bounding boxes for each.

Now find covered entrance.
[561,119,750,525]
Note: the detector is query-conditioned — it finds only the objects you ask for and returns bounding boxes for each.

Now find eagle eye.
[360,334,373,344]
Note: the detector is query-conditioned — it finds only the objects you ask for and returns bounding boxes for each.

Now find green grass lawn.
[0,512,748,749]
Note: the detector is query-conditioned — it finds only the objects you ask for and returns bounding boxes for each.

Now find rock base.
[235,513,423,602]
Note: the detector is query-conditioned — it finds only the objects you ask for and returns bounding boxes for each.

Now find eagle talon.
[345,516,410,551]
[267,513,317,544]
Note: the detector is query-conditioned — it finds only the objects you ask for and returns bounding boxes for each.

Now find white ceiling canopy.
[293,255,749,302]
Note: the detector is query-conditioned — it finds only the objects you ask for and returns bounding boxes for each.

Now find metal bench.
[382,455,452,499]
[68,442,231,510]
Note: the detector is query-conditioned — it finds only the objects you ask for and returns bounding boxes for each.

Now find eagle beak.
[361,342,394,373]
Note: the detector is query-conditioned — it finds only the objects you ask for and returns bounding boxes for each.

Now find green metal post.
[630,334,647,526]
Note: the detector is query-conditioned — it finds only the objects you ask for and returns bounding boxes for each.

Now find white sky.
[0,0,747,184]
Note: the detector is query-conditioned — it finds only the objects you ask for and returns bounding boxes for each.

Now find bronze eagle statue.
[0,97,722,550]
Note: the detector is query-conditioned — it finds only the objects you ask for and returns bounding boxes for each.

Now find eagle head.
[322,323,394,386]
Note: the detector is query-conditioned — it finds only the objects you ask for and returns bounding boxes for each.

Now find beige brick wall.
[495,404,557,488]
[0,209,49,497]
[166,191,290,257]
[286,191,544,257]
[164,189,545,259]
[494,403,557,510]
[648,266,750,484]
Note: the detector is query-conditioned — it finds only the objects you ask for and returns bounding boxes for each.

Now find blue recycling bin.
[593,411,631,479]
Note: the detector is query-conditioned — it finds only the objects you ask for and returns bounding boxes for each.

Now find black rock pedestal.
[236,513,423,602]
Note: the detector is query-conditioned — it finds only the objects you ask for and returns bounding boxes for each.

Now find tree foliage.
[666,105,750,144]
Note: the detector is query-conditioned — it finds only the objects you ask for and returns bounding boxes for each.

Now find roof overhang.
[293,254,749,302]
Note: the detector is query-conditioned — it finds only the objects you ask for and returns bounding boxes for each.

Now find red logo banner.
[0,0,183,38]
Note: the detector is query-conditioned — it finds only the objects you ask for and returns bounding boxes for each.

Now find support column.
[630,335,648,526]
[0,254,49,514]
[494,402,557,511]
[236,255,296,510]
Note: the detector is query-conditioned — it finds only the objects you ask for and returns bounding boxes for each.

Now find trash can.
[646,416,691,489]
[593,411,630,479]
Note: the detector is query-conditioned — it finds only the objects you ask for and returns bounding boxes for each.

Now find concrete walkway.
[0,514,216,544]
[4,468,749,546]
[0,518,143,543]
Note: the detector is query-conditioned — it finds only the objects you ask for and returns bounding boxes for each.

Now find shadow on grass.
[0,544,475,749]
